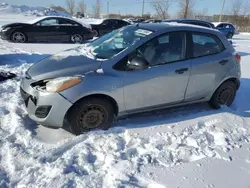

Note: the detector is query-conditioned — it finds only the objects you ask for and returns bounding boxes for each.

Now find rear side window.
[192,33,225,58]
[104,20,118,26]
[217,24,224,28]
[119,20,129,26]
[39,19,59,26]
[59,19,79,26]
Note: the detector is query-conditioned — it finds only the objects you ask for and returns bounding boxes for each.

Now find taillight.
[236,53,241,63]
[88,28,92,32]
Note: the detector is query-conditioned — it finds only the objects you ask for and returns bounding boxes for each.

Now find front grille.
[20,88,30,107]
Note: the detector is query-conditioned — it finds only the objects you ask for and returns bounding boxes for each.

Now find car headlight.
[33,76,82,93]
[2,27,11,32]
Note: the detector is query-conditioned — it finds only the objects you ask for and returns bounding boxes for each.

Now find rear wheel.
[92,29,99,37]
[67,97,114,135]
[227,32,234,39]
[209,81,237,109]
[71,34,83,43]
[11,31,27,43]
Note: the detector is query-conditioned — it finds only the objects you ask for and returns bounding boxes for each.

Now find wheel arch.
[210,77,240,100]
[10,30,28,42]
[66,93,119,117]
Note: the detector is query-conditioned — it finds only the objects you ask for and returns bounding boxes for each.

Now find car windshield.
[80,26,153,60]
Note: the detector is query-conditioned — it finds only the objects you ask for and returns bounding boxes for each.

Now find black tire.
[92,29,99,37]
[67,97,114,135]
[227,32,234,39]
[209,81,237,109]
[70,33,83,43]
[11,31,27,43]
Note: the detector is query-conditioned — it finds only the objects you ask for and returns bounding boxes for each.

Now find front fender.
[59,72,126,114]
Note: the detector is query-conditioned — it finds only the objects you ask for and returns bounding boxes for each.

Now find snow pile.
[0,3,71,17]
[76,18,104,25]
[0,99,250,187]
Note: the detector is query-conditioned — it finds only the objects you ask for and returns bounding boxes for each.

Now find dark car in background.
[163,19,215,28]
[0,16,94,43]
[144,19,162,23]
[214,22,236,39]
[90,19,131,37]
[163,19,237,39]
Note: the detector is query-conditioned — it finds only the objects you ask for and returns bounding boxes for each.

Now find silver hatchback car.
[20,23,241,135]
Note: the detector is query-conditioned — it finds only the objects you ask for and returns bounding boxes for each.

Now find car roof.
[26,16,91,28]
[103,18,125,21]
[164,19,213,25]
[180,19,210,22]
[137,23,220,34]
[27,16,76,24]
[163,19,180,22]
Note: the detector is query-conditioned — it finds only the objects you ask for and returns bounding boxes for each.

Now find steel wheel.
[12,32,26,43]
[209,81,237,109]
[92,30,99,37]
[217,87,235,105]
[77,105,108,132]
[71,34,83,43]
[68,97,115,135]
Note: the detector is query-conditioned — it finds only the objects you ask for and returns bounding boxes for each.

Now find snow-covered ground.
[0,2,70,18]
[1,14,250,188]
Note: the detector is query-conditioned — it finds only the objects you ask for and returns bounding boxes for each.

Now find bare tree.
[77,0,85,13]
[242,1,250,16]
[179,0,195,19]
[66,0,75,15]
[231,0,243,16]
[194,8,208,20]
[230,0,249,16]
[92,0,101,18]
[151,0,172,19]
[51,5,69,14]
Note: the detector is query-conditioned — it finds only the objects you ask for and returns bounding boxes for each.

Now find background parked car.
[213,22,236,39]
[90,18,131,37]
[75,12,85,18]
[143,19,162,23]
[163,19,215,28]
[0,16,94,43]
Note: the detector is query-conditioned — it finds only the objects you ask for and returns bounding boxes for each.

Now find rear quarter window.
[192,33,225,58]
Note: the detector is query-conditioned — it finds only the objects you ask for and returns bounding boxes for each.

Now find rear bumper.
[84,32,95,40]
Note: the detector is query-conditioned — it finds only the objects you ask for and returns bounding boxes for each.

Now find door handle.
[175,68,189,74]
[55,26,60,29]
[219,59,229,65]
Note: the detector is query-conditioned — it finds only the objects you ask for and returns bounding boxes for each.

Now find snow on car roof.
[25,16,91,28]
[79,18,104,25]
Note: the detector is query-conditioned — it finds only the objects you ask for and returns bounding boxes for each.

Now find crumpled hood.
[27,47,102,81]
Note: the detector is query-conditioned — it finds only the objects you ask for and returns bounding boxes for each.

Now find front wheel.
[71,34,83,43]
[67,97,114,135]
[209,81,237,109]
[11,31,27,43]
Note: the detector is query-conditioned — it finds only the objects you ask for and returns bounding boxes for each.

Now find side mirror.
[127,56,149,70]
